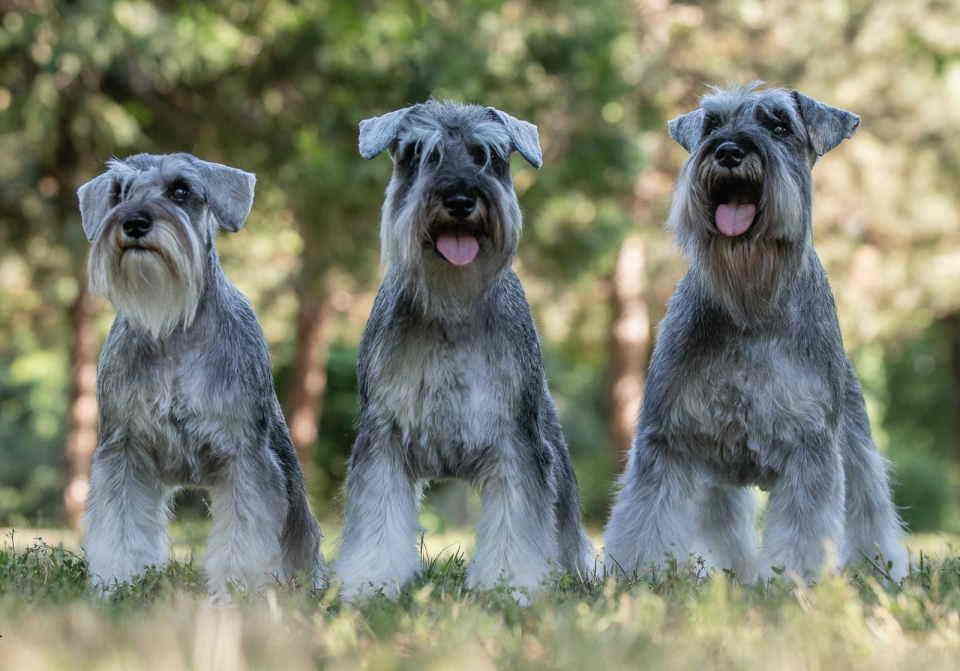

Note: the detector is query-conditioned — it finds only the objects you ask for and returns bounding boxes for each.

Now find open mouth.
[428,226,484,266]
[710,177,762,237]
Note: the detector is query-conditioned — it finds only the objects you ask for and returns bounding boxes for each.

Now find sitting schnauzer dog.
[604,84,907,581]
[335,101,594,601]
[78,153,324,595]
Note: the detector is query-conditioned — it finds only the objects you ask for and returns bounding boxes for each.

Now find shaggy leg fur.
[204,450,288,596]
[761,442,845,579]
[335,434,421,600]
[603,434,701,577]
[83,446,170,589]
[469,450,560,601]
[693,484,758,581]
[841,376,908,579]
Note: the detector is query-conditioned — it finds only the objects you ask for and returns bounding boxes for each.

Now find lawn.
[1,528,959,670]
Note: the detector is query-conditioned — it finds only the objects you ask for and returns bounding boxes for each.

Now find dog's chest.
[111,348,240,483]
[664,336,831,484]
[372,332,517,468]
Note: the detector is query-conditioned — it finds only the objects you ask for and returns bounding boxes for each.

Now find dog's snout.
[714,141,746,169]
[122,212,153,239]
[442,192,477,219]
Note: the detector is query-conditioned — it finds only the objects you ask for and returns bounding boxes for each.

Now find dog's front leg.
[83,441,170,591]
[205,442,288,598]
[468,444,560,603]
[603,431,701,578]
[335,429,421,601]
[761,436,845,580]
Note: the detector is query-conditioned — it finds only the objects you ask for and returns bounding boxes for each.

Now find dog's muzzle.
[430,187,484,267]
[702,144,763,237]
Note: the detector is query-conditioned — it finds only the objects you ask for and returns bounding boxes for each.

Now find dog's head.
[359,100,541,291]
[667,83,859,246]
[78,153,255,338]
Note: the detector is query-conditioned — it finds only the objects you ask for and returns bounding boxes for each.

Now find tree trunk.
[63,281,99,530]
[946,313,960,468]
[286,287,335,469]
[607,234,651,463]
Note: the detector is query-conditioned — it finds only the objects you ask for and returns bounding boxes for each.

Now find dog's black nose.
[122,213,153,239]
[715,141,745,168]
[443,193,476,219]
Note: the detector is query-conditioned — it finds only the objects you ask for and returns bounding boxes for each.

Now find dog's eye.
[703,114,721,136]
[772,124,790,137]
[468,145,487,167]
[169,183,191,203]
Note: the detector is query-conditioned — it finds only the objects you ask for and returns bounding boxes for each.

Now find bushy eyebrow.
[110,178,122,204]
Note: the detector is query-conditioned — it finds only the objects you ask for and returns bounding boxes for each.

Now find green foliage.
[0,363,63,526]
[876,321,960,533]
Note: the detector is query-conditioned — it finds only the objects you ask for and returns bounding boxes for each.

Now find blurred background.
[1,0,959,545]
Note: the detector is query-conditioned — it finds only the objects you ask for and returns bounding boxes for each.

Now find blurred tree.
[3,0,959,530]
[1,0,640,524]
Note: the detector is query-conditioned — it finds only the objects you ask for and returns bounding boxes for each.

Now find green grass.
[1,533,960,669]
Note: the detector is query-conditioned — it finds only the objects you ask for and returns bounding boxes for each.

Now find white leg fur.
[842,437,908,580]
[204,450,288,597]
[761,445,845,579]
[83,448,170,589]
[335,449,421,601]
[603,436,701,577]
[693,484,759,581]
[469,454,559,602]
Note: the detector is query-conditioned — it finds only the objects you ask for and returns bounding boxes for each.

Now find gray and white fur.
[604,84,907,582]
[336,101,594,601]
[78,153,325,596]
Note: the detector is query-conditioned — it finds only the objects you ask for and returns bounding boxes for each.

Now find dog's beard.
[89,219,205,339]
[668,153,809,322]
[380,179,521,322]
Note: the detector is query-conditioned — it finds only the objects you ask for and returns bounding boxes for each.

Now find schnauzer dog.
[78,153,324,595]
[604,84,907,582]
[335,101,594,601]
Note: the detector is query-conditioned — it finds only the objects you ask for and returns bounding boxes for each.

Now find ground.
[0,527,959,670]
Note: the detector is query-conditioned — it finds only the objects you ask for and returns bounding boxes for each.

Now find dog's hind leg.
[840,371,907,580]
[266,423,325,588]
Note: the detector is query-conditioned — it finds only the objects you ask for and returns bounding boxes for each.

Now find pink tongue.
[436,233,479,266]
[715,203,756,237]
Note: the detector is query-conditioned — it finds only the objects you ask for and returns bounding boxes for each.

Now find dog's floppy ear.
[488,107,543,168]
[195,159,256,232]
[77,171,115,242]
[791,90,860,157]
[667,108,705,153]
[358,106,415,160]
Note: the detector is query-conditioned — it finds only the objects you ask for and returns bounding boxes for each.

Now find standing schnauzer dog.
[604,84,907,581]
[78,153,324,595]
[336,101,594,601]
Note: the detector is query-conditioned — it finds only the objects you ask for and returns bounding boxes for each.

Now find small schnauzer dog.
[335,101,594,601]
[78,153,325,595]
[604,84,907,581]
